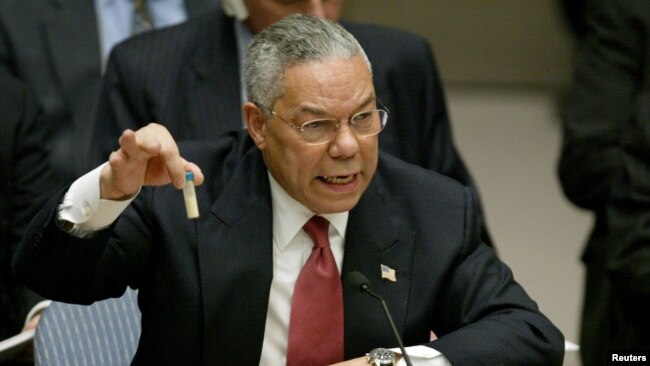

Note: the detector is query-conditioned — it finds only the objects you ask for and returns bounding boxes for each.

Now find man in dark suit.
[0,0,220,183]
[88,0,493,245]
[0,74,61,344]
[558,1,650,364]
[14,15,562,365]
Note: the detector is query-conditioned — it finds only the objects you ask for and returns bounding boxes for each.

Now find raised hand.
[99,123,204,200]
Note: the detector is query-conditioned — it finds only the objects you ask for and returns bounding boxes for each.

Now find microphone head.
[345,271,371,293]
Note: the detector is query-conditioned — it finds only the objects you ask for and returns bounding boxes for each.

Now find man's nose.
[328,124,360,159]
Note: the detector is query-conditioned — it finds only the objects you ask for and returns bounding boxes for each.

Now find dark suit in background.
[0,74,61,341]
[557,0,590,42]
[88,8,493,244]
[558,0,650,364]
[13,131,564,365]
[0,0,220,183]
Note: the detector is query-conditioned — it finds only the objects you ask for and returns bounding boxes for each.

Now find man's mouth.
[319,175,355,184]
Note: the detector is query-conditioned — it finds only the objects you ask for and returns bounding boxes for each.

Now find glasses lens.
[301,119,338,143]
[299,109,389,144]
[351,109,388,136]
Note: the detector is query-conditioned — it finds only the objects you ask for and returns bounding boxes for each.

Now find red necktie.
[286,216,344,366]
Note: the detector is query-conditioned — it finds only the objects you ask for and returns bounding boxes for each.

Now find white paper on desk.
[391,345,447,366]
[0,329,35,362]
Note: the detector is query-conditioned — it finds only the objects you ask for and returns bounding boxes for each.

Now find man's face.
[244,0,342,34]
[254,56,378,214]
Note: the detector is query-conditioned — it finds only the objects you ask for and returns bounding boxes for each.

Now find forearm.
[11,166,136,303]
[11,194,116,304]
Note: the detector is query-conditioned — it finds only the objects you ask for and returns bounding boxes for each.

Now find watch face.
[369,348,396,363]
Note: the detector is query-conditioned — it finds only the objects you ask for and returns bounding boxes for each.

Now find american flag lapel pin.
[380,264,397,282]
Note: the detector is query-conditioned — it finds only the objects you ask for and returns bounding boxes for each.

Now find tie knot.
[134,0,146,9]
[303,216,330,249]
[132,0,154,34]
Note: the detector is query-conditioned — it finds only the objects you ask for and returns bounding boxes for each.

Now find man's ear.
[243,102,267,149]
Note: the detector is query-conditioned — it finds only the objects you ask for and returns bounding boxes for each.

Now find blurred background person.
[558,0,650,364]
[0,73,61,362]
[0,0,220,184]
[557,0,590,44]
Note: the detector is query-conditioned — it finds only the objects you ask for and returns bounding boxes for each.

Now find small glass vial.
[183,171,199,219]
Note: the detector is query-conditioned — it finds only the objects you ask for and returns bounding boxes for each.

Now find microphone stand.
[361,285,414,366]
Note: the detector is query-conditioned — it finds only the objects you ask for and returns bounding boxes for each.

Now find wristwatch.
[366,348,396,365]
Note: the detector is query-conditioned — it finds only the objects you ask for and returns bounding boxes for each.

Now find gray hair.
[244,14,372,111]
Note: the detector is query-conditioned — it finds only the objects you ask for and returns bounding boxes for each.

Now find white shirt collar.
[268,172,348,251]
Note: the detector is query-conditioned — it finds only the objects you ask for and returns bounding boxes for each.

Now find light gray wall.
[342,2,591,365]
[343,0,576,87]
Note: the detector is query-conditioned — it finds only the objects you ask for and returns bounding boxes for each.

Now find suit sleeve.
[8,84,63,259]
[11,186,154,305]
[604,7,650,322]
[558,0,641,210]
[606,157,650,325]
[0,76,62,331]
[428,187,565,365]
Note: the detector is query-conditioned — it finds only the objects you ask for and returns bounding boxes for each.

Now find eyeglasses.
[255,102,389,145]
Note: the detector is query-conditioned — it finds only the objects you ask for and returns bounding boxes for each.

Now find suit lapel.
[185,10,243,140]
[44,1,101,104]
[342,172,416,357]
[197,149,273,365]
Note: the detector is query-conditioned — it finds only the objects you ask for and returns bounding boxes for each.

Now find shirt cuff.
[58,162,139,236]
[392,345,451,366]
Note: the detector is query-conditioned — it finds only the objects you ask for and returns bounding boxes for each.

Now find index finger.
[136,123,186,188]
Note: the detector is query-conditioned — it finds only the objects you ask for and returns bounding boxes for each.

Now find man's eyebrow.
[296,106,328,117]
[295,94,377,118]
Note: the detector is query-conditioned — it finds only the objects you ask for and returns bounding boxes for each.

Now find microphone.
[345,271,413,366]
